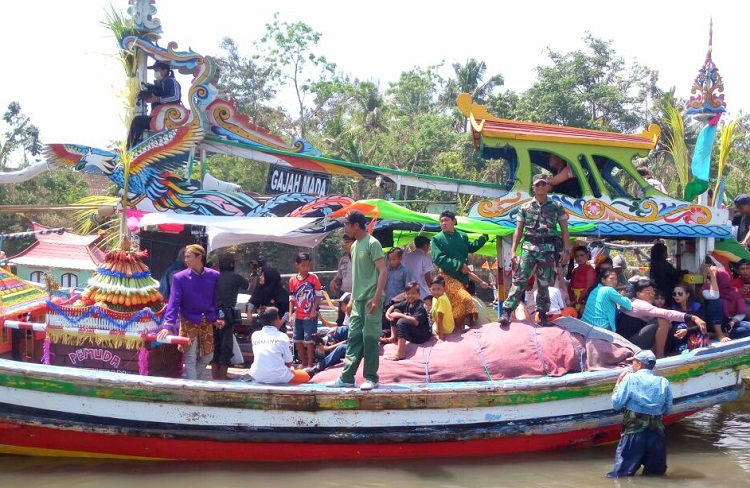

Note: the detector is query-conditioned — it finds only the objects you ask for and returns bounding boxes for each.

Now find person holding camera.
[126,60,182,149]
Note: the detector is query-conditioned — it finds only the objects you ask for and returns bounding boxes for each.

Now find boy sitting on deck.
[430,276,455,342]
[306,293,352,378]
[250,307,310,384]
[383,281,432,360]
[381,247,408,338]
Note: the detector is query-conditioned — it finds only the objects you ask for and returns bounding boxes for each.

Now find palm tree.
[441,59,504,132]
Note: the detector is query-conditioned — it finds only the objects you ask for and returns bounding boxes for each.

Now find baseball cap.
[629,349,656,369]
[148,61,170,70]
[734,194,750,207]
[532,173,550,185]
[344,210,367,227]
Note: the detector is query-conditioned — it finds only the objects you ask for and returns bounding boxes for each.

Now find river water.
[1,391,749,488]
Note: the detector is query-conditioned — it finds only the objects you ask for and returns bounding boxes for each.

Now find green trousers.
[503,249,556,313]
[340,299,382,383]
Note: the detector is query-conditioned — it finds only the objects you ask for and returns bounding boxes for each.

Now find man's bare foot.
[385,354,406,361]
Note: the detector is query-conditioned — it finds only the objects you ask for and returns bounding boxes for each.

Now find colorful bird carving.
[44,125,260,216]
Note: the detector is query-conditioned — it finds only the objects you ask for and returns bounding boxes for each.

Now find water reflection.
[1,393,750,487]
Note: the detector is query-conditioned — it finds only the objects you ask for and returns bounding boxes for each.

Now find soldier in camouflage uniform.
[499,173,571,327]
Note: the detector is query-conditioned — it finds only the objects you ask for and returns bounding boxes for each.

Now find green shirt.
[351,234,385,302]
[431,230,487,284]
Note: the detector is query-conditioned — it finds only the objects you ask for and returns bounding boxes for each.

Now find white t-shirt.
[402,249,434,298]
[249,326,293,384]
[525,286,566,315]
[336,256,352,293]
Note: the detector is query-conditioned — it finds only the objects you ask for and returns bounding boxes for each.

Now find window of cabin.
[483,145,519,190]
[29,271,44,283]
[60,273,78,288]
[590,155,637,199]
[528,150,583,198]
[578,155,601,198]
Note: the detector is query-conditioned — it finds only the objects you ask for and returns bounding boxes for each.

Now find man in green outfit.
[431,210,489,329]
[328,210,387,391]
[499,173,571,328]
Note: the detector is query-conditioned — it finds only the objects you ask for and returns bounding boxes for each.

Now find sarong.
[179,316,214,356]
[440,272,477,321]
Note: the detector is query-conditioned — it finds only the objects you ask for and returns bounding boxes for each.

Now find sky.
[1,0,747,156]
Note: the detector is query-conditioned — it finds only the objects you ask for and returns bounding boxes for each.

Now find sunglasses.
[575,253,587,257]
[672,291,685,297]
[533,181,548,187]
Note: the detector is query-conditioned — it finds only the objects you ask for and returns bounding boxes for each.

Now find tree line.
[2,14,749,272]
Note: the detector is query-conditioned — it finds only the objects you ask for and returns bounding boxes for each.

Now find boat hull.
[0,339,748,461]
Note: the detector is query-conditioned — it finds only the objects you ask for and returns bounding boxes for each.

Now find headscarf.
[250,266,288,315]
[714,269,746,318]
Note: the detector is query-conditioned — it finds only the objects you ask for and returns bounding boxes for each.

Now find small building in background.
[0,264,48,359]
[8,222,105,289]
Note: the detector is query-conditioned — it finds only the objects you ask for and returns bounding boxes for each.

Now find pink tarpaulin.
[310,319,636,384]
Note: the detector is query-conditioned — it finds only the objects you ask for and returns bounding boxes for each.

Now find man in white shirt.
[401,236,434,299]
[250,307,310,384]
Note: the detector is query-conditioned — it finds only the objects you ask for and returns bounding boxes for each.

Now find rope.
[530,322,550,376]
[470,329,493,381]
[421,345,433,383]
[556,320,586,372]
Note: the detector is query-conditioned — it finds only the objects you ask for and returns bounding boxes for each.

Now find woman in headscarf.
[568,245,596,314]
[248,265,289,331]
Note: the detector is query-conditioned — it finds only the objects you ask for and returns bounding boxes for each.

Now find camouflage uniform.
[502,197,567,314]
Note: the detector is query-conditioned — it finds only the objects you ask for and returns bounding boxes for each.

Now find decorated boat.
[0,319,749,461]
[1,1,748,462]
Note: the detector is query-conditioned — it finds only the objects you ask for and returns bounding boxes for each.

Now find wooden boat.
[2,2,746,463]
[1,321,748,461]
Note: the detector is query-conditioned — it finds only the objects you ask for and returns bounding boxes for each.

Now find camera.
[137,82,156,102]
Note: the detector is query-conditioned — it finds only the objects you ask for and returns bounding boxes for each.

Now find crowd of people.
[153,208,496,388]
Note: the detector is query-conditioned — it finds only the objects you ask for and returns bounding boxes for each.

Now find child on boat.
[382,247,408,337]
[383,281,431,360]
[289,252,322,369]
[250,307,310,384]
[306,293,352,378]
[430,276,454,342]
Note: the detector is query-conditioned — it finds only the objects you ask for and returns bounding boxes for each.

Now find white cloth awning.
[137,214,322,251]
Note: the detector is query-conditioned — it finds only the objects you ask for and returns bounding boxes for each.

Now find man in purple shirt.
[158,244,221,380]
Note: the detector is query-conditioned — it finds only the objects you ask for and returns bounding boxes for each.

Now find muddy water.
[1,392,750,487]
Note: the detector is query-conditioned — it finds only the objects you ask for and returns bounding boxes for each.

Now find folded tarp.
[137,213,320,251]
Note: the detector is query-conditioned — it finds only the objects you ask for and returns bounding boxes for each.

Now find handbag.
[230,334,244,366]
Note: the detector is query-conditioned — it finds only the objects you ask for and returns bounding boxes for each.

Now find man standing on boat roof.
[499,173,571,328]
[607,349,673,478]
[158,244,220,380]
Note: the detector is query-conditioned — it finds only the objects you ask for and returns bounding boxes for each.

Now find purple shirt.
[162,267,220,332]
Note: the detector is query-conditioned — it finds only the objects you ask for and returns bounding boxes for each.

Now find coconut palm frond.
[72,196,121,251]
[660,101,689,190]
[117,75,141,132]
[714,118,739,196]
[102,5,138,77]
